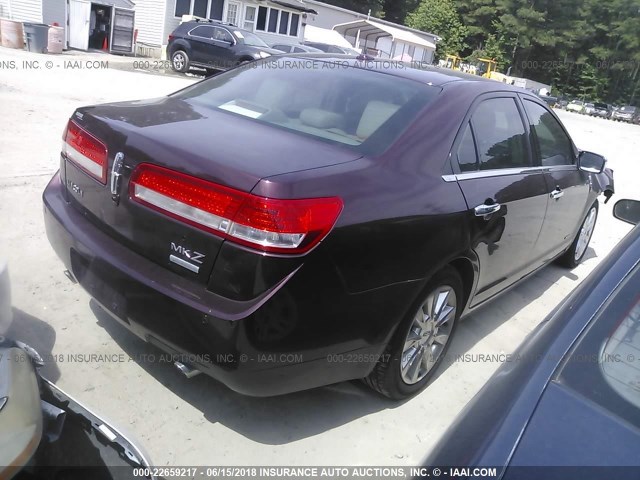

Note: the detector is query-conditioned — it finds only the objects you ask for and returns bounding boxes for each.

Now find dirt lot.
[0,46,638,467]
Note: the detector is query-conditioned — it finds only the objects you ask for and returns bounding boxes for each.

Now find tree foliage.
[445,0,640,103]
[322,0,640,103]
[405,0,468,58]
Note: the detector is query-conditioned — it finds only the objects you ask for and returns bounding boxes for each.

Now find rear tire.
[171,50,190,73]
[559,201,598,268]
[364,266,463,400]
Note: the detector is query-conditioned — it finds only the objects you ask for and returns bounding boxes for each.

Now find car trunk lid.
[62,97,360,285]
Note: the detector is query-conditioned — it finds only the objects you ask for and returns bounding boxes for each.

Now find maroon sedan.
[43,56,613,399]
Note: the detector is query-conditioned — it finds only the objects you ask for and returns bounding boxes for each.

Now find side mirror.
[613,199,640,226]
[578,151,606,174]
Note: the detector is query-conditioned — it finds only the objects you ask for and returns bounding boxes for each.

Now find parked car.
[0,262,154,479]
[583,102,596,115]
[611,105,638,123]
[566,99,585,113]
[271,43,324,54]
[167,19,281,73]
[591,102,612,118]
[536,93,557,108]
[43,57,614,400]
[425,199,640,478]
[303,41,361,55]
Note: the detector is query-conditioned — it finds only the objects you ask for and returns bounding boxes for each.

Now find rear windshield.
[594,103,608,109]
[172,58,439,155]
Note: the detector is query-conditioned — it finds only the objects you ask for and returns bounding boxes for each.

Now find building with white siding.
[1,0,438,62]
[0,0,136,53]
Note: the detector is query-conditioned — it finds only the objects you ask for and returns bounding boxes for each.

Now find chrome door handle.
[474,203,501,216]
[550,188,564,200]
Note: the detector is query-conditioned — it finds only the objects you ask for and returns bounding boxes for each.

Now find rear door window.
[456,122,478,172]
[470,97,529,171]
[189,26,215,39]
[523,99,574,166]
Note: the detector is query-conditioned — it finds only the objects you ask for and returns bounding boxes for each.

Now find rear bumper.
[43,172,385,396]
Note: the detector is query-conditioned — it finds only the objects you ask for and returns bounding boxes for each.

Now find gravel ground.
[0,45,637,468]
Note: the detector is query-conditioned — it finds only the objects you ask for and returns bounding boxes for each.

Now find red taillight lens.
[168,34,174,42]
[130,164,343,254]
[62,119,108,184]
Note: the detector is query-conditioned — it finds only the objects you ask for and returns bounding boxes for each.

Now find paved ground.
[0,45,638,468]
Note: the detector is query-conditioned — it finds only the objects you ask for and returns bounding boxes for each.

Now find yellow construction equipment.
[475,58,497,78]
[444,54,462,70]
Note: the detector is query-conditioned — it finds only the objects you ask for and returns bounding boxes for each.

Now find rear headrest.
[300,108,343,129]
[357,101,400,139]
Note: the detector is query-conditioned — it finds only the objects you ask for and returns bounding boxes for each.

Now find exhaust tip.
[63,270,77,284]
[174,360,201,378]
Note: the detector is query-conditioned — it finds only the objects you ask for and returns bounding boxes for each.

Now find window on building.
[255,6,300,36]
[279,11,289,35]
[257,6,267,30]
[290,13,299,36]
[175,0,190,17]
[243,5,256,30]
[210,0,223,20]
[175,0,223,19]
[193,0,207,17]
[267,8,278,32]
[225,1,239,25]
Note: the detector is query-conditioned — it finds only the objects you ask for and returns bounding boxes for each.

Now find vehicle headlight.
[258,51,271,59]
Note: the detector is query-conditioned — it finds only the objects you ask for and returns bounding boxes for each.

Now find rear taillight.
[168,34,174,42]
[130,164,342,254]
[62,119,108,184]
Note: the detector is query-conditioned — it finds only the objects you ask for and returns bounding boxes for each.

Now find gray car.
[271,43,324,54]
[611,105,638,123]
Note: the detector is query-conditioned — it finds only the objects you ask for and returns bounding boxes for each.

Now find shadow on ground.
[88,248,595,444]
[90,300,398,445]
[6,307,61,382]
[432,249,595,383]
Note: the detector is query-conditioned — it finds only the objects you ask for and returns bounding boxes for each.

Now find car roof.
[183,19,245,32]
[274,54,518,91]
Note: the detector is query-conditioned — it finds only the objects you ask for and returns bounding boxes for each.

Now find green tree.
[406,0,468,58]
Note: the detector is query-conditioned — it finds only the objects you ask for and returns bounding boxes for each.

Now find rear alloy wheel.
[365,267,462,400]
[171,50,190,73]
[559,201,598,268]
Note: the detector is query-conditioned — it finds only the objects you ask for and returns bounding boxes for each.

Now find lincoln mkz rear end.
[44,57,492,398]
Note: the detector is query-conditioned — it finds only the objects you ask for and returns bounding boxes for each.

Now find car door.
[188,25,218,65]
[453,95,548,306]
[210,27,237,69]
[68,0,91,51]
[522,98,590,261]
[188,25,234,68]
